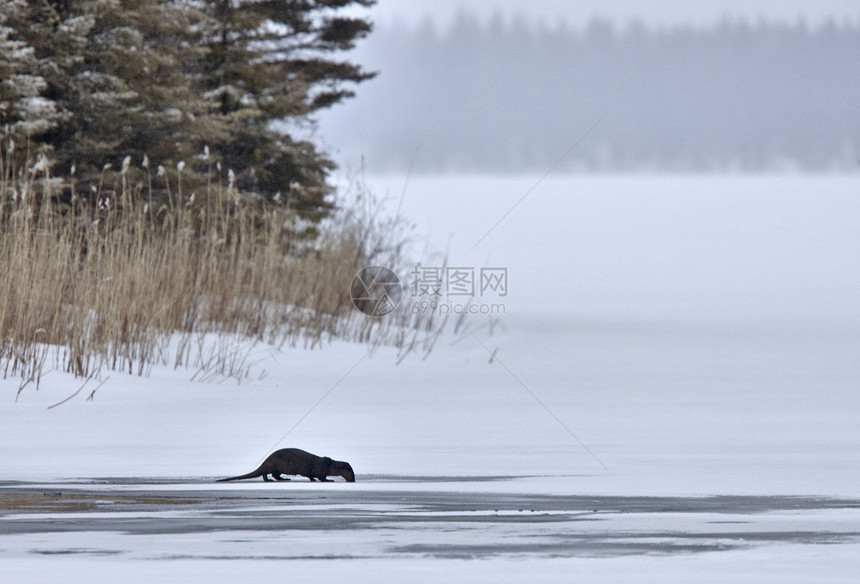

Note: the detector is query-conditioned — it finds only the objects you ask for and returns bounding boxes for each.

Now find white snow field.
[2,175,859,582]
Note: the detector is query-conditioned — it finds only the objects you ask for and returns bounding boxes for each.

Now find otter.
[217,448,355,483]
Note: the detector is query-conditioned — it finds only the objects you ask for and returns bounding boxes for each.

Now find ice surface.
[2,175,859,580]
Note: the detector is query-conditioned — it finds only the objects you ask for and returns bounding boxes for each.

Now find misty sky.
[362,0,860,29]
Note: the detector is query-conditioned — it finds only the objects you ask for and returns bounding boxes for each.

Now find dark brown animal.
[217,448,355,483]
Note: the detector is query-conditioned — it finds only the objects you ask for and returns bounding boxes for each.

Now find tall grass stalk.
[0,141,441,391]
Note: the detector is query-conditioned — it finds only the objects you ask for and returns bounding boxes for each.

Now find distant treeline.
[322,15,860,172]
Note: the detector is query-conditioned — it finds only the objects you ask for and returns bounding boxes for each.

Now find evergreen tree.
[0,0,375,230]
[0,0,60,141]
[198,0,376,224]
[5,1,217,186]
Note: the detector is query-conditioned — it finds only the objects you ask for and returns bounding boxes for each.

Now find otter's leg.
[274,474,291,481]
[262,474,273,482]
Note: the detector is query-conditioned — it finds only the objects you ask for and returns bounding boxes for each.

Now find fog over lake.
[321,3,860,173]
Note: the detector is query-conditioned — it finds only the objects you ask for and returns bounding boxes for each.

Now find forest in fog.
[322,15,860,172]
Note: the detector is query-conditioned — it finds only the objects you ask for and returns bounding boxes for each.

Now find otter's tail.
[216,467,263,482]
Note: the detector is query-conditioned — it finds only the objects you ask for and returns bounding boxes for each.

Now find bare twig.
[47,370,99,409]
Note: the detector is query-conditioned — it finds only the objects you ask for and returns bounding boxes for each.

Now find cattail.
[142,154,150,169]
[32,154,48,174]
[121,155,131,173]
[177,161,185,172]
[203,145,210,160]
[70,164,76,176]
[227,168,235,189]
[102,163,112,172]
[157,165,165,177]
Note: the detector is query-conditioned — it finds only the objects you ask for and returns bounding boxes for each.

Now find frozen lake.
[369,173,860,325]
[2,174,859,581]
[2,479,860,581]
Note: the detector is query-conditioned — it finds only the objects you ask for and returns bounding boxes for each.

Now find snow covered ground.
[2,174,859,581]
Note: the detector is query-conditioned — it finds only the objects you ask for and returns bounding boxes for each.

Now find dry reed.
[0,138,442,393]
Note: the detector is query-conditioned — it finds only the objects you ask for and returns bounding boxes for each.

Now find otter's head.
[330,460,355,482]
